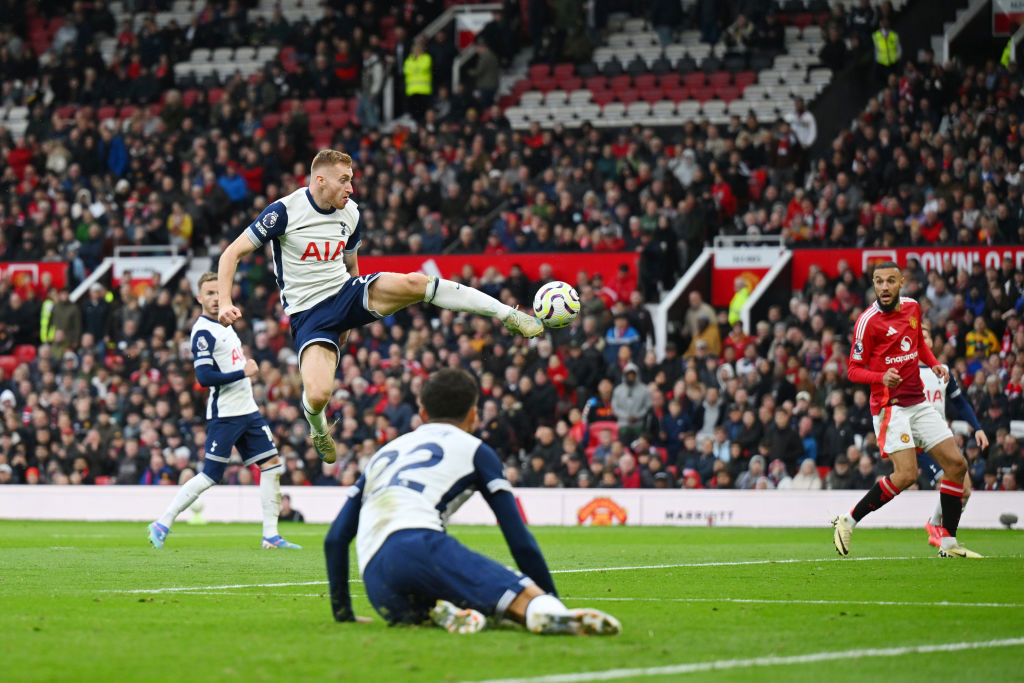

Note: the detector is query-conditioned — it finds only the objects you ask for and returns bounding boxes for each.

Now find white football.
[533,281,581,329]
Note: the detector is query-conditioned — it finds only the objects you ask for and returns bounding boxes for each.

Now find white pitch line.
[549,555,926,573]
[466,637,1024,683]
[107,555,944,594]
[564,597,1024,608]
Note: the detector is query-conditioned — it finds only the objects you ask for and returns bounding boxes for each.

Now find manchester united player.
[918,319,988,547]
[832,262,982,558]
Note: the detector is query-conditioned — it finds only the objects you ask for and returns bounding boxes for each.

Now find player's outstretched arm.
[324,477,365,622]
[488,489,558,595]
[217,233,260,325]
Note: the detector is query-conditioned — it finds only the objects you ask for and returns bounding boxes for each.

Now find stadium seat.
[586,421,619,448]
[817,466,831,481]
[584,75,607,92]
[715,86,741,102]
[558,76,582,91]
[13,345,35,364]
[616,88,639,105]
[683,72,706,88]
[658,73,681,89]
[690,86,714,102]
[591,90,616,106]
[528,63,551,80]
[325,97,347,113]
[609,74,632,91]
[545,90,569,106]
[633,74,657,90]
[733,71,757,88]
[639,87,662,103]
[567,89,593,105]
[119,105,138,119]
[303,99,323,115]
[552,63,575,79]
[208,88,225,105]
[261,113,281,130]
[0,356,17,376]
[96,105,117,120]
[707,71,732,88]
[532,78,557,93]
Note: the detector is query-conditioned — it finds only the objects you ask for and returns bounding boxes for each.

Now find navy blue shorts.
[289,273,383,366]
[362,528,533,625]
[200,411,278,482]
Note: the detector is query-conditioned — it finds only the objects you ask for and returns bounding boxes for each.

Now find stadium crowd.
[0,0,1022,492]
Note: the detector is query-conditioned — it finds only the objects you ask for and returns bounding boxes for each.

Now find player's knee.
[944,457,967,480]
[304,385,331,409]
[402,272,429,297]
[889,469,916,490]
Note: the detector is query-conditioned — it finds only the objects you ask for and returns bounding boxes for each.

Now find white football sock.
[158,473,215,528]
[930,500,942,527]
[260,463,283,539]
[940,535,957,549]
[424,277,513,320]
[302,391,328,435]
[524,593,568,632]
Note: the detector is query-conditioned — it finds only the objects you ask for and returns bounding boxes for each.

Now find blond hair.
[197,271,218,289]
[310,149,353,176]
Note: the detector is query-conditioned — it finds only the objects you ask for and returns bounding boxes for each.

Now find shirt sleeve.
[244,200,289,248]
[946,375,982,430]
[344,212,364,255]
[847,312,884,385]
[475,443,557,595]
[191,330,216,367]
[325,476,365,622]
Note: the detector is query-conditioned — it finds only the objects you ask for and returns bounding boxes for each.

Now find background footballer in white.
[533,281,581,328]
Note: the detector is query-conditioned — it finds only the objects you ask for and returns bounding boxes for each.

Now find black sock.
[939,479,964,538]
[851,476,900,522]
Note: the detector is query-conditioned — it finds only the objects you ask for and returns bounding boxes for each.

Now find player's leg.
[299,342,339,463]
[926,437,982,557]
[148,421,234,547]
[367,272,542,337]
[240,414,301,548]
[506,585,621,636]
[833,407,915,556]
[917,451,949,547]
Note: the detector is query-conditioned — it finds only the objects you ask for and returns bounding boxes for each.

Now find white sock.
[940,535,957,549]
[842,513,857,527]
[158,473,215,528]
[260,463,283,539]
[302,392,328,435]
[424,277,513,320]
[930,500,942,527]
[524,593,568,632]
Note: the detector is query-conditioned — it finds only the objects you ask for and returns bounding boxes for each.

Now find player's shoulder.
[854,301,881,329]
[191,315,218,337]
[899,296,921,311]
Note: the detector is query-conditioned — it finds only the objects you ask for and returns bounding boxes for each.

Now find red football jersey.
[848,297,939,414]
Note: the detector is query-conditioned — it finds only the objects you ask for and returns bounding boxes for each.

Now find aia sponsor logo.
[300,240,347,261]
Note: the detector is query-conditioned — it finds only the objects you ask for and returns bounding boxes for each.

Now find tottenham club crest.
[263,211,279,229]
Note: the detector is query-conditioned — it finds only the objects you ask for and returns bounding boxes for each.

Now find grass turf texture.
[1,522,1023,682]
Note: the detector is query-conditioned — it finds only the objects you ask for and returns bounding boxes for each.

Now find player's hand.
[882,368,902,388]
[932,365,949,382]
[243,358,258,377]
[974,429,989,450]
[219,303,242,325]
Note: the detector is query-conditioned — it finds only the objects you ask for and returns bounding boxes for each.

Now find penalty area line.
[466,637,1024,683]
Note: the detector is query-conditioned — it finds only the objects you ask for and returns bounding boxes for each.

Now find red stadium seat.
[96,106,117,120]
[707,71,732,87]
[792,12,813,29]
[558,76,582,91]
[532,77,557,93]
[552,63,575,79]
[56,105,75,120]
[591,90,616,106]
[683,72,706,88]
[0,356,17,376]
[302,98,323,115]
[733,71,757,88]
[119,105,138,119]
[182,89,198,108]
[528,63,551,80]
[325,97,347,113]
[261,113,281,130]
[715,85,741,102]
[633,74,657,90]
[609,74,632,91]
[616,88,639,104]
[658,73,681,89]
[817,466,831,481]
[307,112,330,132]
[639,87,663,103]
[208,88,225,105]
[13,345,36,364]
[664,86,690,102]
[585,75,607,91]
[689,86,714,102]
[93,476,113,485]
[586,421,619,448]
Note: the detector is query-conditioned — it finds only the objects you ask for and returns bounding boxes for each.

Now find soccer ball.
[533,281,581,328]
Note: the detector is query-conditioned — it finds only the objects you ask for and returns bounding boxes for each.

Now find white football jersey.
[190,315,258,419]
[919,364,948,415]
[244,187,363,315]
[353,422,510,574]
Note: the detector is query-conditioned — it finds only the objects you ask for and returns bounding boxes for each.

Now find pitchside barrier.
[1,487,1020,528]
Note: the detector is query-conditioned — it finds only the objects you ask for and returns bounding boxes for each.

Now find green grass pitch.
[1,521,1023,682]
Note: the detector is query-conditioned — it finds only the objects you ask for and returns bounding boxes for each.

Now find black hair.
[872,260,901,275]
[419,368,479,422]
